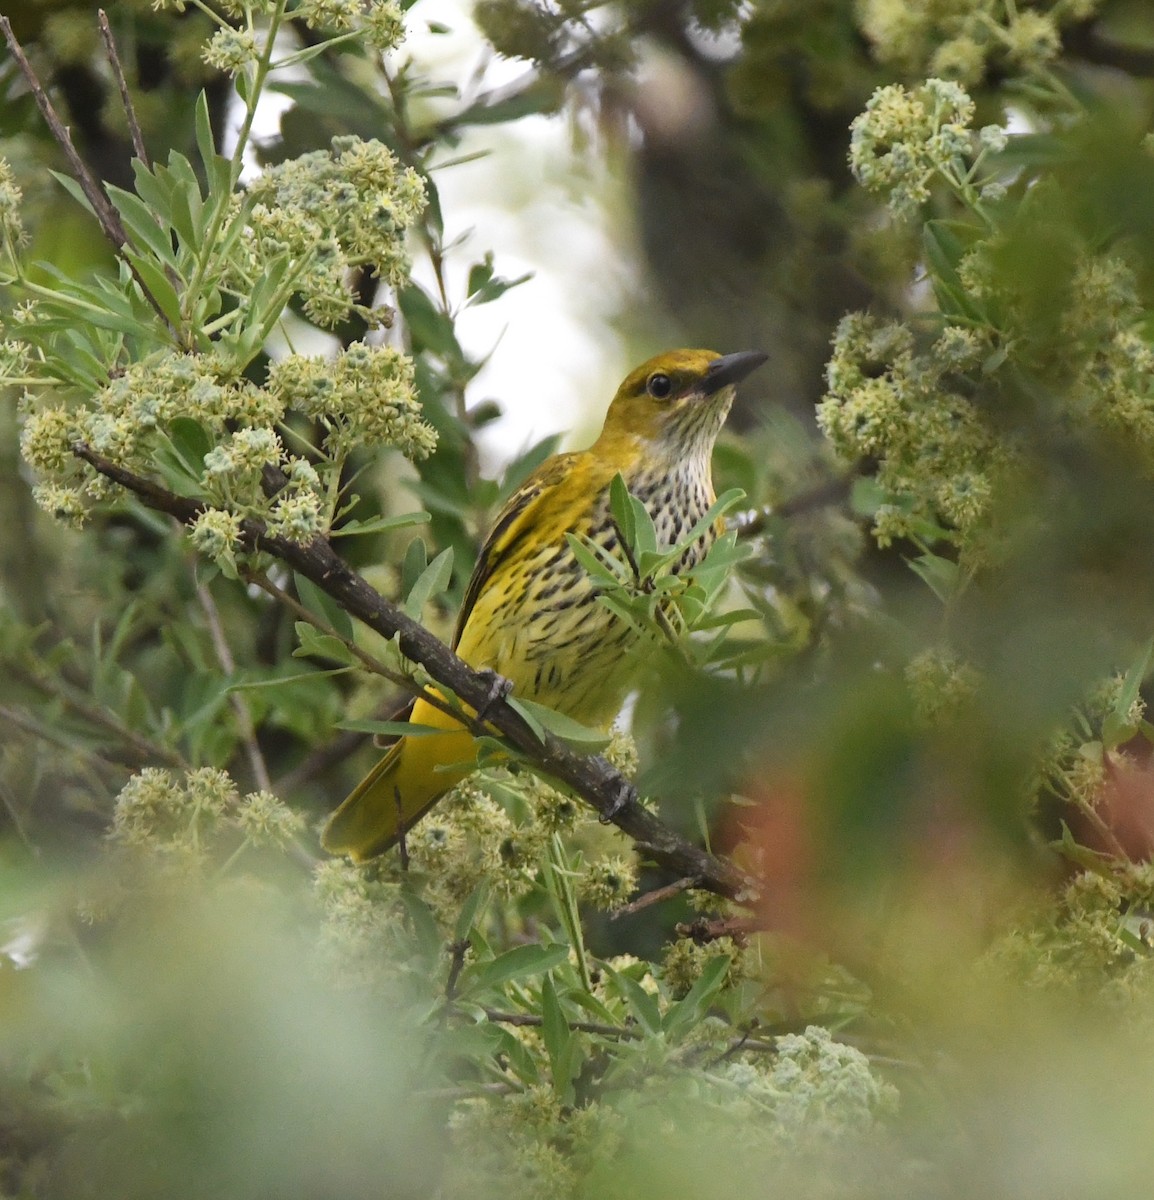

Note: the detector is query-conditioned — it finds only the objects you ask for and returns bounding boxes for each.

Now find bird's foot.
[599,778,638,824]
[473,669,513,721]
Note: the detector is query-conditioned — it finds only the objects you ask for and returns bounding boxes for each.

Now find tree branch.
[0,16,178,337]
[72,443,759,902]
[729,475,852,540]
[97,10,149,167]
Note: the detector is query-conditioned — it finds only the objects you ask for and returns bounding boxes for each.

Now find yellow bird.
[322,348,767,861]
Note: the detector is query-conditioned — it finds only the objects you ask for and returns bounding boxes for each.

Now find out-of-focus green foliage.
[5,0,1154,1197]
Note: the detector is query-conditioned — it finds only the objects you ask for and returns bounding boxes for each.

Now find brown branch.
[194,576,273,792]
[73,443,759,902]
[0,703,125,782]
[0,17,177,337]
[10,662,189,770]
[674,915,764,942]
[729,476,852,540]
[480,1006,642,1040]
[97,10,149,166]
[611,874,702,919]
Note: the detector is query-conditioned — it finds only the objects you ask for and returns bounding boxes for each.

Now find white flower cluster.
[19,342,435,555]
[849,79,1001,217]
[857,0,1096,85]
[241,136,426,329]
[818,312,1004,546]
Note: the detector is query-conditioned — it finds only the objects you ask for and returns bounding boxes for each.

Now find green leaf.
[500,698,544,745]
[194,90,219,175]
[654,487,747,575]
[122,251,183,328]
[403,546,454,621]
[335,718,447,737]
[466,254,494,297]
[401,537,428,596]
[292,622,355,665]
[490,1025,540,1085]
[540,975,581,1104]
[850,476,886,518]
[228,666,353,690]
[154,419,211,489]
[467,270,533,307]
[692,534,755,576]
[163,154,207,248]
[48,170,96,219]
[565,533,627,584]
[564,987,621,1028]
[330,511,431,537]
[461,942,571,994]
[507,696,611,750]
[631,496,658,560]
[397,891,443,964]
[168,417,212,472]
[609,968,662,1037]
[1051,821,1115,878]
[609,474,636,554]
[106,184,178,268]
[923,220,983,321]
[453,882,491,944]
[662,955,730,1039]
[294,572,355,640]
[1103,637,1154,749]
[399,284,460,359]
[907,551,961,604]
[540,974,570,1070]
[452,78,562,127]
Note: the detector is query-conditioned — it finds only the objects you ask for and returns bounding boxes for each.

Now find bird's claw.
[599,779,638,824]
[474,669,513,722]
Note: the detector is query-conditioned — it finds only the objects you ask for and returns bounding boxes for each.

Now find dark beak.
[701,350,768,395]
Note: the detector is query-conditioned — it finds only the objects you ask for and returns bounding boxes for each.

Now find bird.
[321,348,767,861]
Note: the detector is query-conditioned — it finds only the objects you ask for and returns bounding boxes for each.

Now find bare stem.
[611,874,702,919]
[98,10,149,166]
[194,575,273,792]
[0,16,176,335]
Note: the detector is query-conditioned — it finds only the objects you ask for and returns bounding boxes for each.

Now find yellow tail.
[320,697,479,862]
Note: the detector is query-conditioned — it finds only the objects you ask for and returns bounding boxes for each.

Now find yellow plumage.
[322,348,767,861]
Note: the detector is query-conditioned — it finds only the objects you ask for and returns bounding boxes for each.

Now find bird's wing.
[451,452,579,649]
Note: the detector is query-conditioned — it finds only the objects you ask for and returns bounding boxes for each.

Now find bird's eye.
[646,373,673,399]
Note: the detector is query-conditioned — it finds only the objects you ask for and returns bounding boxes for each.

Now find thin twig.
[273,693,414,794]
[245,568,481,733]
[611,874,702,919]
[419,1082,520,1101]
[273,726,366,794]
[445,939,470,1001]
[0,774,37,856]
[97,10,149,166]
[194,577,273,792]
[74,443,758,902]
[1080,756,1133,861]
[0,703,119,779]
[729,476,852,540]
[480,1007,642,1040]
[0,16,176,336]
[9,666,189,770]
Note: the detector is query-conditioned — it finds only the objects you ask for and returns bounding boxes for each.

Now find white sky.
[248,0,641,474]
[404,0,640,467]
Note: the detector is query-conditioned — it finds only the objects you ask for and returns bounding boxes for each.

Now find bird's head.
[597,348,767,461]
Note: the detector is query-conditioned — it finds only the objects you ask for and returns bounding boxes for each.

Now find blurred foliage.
[4,0,1154,1197]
